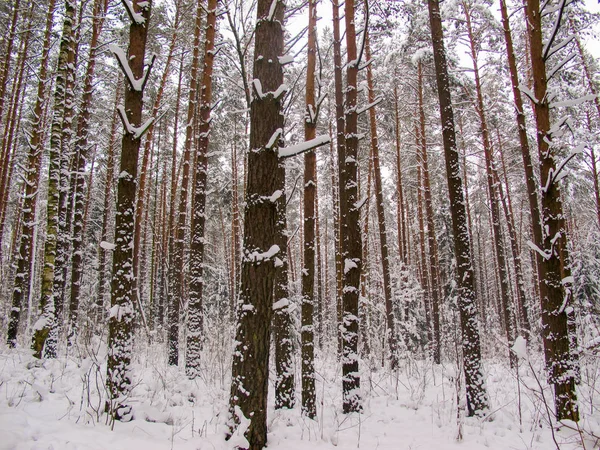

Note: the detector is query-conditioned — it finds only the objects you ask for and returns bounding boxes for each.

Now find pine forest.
[1,0,600,448]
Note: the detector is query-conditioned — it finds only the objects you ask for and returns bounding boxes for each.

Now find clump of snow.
[511,336,528,360]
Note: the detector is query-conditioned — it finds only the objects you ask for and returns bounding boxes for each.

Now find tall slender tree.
[169,1,203,366]
[365,31,398,369]
[524,0,579,421]
[301,0,318,419]
[341,0,362,414]
[6,0,57,348]
[426,0,488,416]
[227,0,286,447]
[106,0,153,421]
[186,0,219,379]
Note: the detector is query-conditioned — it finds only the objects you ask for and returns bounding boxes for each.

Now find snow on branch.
[550,93,598,109]
[547,52,576,81]
[357,96,383,115]
[121,0,146,25]
[252,79,288,101]
[518,84,538,104]
[545,36,574,60]
[542,0,567,61]
[279,135,330,158]
[117,105,154,139]
[110,44,156,92]
[267,0,279,21]
[527,240,551,260]
[542,143,584,190]
[266,128,283,149]
[244,245,280,263]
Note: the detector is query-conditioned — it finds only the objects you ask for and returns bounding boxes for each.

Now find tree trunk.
[416,60,441,364]
[169,1,203,366]
[186,0,218,379]
[365,33,398,369]
[331,0,345,359]
[226,0,285,447]
[96,85,121,324]
[300,0,318,419]
[463,2,515,364]
[273,148,295,410]
[341,0,362,414]
[67,0,109,345]
[6,0,56,348]
[31,0,76,359]
[524,0,579,421]
[394,87,407,266]
[426,0,488,416]
[107,0,152,421]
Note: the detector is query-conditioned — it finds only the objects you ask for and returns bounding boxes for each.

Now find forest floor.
[1,339,599,450]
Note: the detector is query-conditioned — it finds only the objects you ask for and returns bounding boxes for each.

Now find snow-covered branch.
[117,105,154,139]
[120,0,146,25]
[357,96,383,115]
[279,135,330,158]
[110,44,156,92]
[542,0,567,61]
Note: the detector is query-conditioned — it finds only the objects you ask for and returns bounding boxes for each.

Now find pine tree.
[426,0,489,417]
[106,0,153,421]
[186,0,219,379]
[301,0,318,419]
[227,0,286,447]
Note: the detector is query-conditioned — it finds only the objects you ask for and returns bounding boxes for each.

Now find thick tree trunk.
[106,0,152,421]
[227,0,285,447]
[6,0,56,348]
[301,0,318,419]
[341,0,362,414]
[524,0,579,421]
[186,0,218,379]
[426,0,488,417]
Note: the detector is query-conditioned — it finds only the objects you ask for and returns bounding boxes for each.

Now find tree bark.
[169,1,203,366]
[341,0,362,414]
[106,0,152,421]
[426,0,488,416]
[300,0,318,419]
[416,60,442,364]
[524,0,579,421]
[226,0,285,447]
[186,0,219,379]
[331,0,345,359]
[6,0,56,348]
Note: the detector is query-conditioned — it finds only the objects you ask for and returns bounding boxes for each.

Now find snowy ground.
[1,340,599,450]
